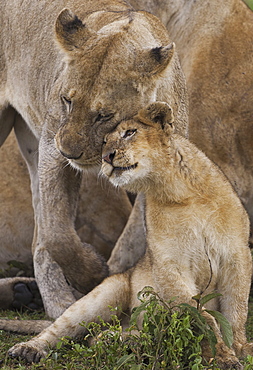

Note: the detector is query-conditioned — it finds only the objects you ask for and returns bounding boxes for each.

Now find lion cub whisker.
[114,163,138,171]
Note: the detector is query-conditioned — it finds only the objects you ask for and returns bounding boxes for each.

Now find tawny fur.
[0,132,131,272]
[129,0,253,240]
[0,0,188,318]
[2,102,252,369]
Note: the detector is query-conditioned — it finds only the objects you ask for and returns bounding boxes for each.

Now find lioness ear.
[55,9,94,52]
[137,102,174,134]
[135,43,175,76]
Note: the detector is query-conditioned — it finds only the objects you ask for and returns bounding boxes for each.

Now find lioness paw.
[8,342,47,363]
[12,281,43,311]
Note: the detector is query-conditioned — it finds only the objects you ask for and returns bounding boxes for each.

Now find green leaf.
[191,364,200,370]
[117,353,135,368]
[129,302,148,326]
[179,303,206,329]
[192,294,201,303]
[243,0,253,11]
[56,340,63,350]
[130,365,143,370]
[199,292,222,307]
[205,309,233,348]
[205,327,217,357]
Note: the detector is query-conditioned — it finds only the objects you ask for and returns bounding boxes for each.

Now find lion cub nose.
[102,151,116,165]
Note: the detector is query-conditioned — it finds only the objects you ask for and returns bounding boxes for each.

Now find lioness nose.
[60,150,83,160]
[102,151,115,165]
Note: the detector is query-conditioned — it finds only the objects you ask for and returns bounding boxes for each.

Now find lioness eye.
[122,129,136,139]
[94,112,114,124]
[61,95,72,112]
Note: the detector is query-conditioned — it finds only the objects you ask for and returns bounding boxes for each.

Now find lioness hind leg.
[8,272,131,363]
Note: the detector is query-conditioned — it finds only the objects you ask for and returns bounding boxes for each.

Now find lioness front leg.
[14,117,79,318]
[8,273,130,363]
[37,135,109,295]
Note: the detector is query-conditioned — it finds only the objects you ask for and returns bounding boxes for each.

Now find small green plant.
[48,287,224,369]
[3,288,253,369]
[244,355,253,370]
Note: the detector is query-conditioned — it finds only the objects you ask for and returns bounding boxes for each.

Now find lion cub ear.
[55,9,95,52]
[137,102,174,134]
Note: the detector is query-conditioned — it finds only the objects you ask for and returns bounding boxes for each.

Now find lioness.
[0,0,188,317]
[130,0,253,240]
[4,102,252,369]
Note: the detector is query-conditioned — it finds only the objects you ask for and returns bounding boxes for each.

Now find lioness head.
[52,8,187,171]
[101,101,174,191]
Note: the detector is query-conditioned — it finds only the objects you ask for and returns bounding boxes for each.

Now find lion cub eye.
[122,129,137,139]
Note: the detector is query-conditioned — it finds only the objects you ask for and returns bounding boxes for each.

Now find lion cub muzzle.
[102,149,138,178]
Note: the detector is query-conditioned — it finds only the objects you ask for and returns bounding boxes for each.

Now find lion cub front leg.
[108,193,146,274]
[8,273,131,363]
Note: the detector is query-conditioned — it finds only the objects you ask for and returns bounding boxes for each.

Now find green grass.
[0,310,47,369]
[1,288,253,369]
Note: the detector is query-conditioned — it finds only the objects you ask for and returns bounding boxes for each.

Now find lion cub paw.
[216,358,243,370]
[240,342,253,357]
[215,345,243,370]
[8,342,48,363]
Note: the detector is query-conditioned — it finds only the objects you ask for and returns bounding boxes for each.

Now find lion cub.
[7,102,253,368]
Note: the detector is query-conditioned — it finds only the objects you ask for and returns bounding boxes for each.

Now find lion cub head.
[101,102,174,191]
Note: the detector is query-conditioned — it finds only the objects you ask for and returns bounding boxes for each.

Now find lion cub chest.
[144,200,220,292]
